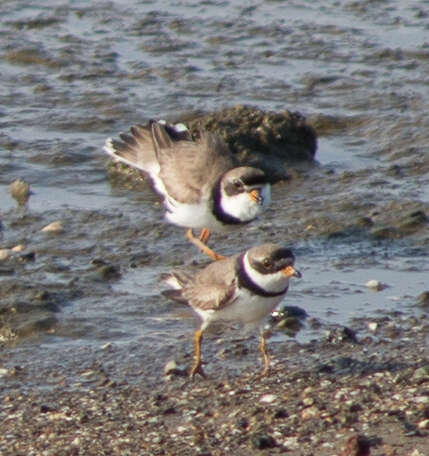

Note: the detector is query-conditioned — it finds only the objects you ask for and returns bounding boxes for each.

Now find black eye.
[262,258,272,268]
[233,179,243,189]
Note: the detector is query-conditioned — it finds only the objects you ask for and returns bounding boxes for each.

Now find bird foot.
[189,361,207,379]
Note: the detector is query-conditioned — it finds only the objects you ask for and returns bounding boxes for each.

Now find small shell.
[41,221,64,233]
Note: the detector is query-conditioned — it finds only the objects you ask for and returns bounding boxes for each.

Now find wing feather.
[181,255,239,311]
[155,130,234,204]
[105,121,235,204]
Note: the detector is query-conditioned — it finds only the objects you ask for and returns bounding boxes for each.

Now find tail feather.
[161,271,192,289]
[161,270,194,304]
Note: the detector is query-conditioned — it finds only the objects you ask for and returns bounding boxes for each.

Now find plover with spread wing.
[104,120,271,260]
[162,243,301,378]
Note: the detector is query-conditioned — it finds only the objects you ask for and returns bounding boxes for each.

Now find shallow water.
[1,0,428,384]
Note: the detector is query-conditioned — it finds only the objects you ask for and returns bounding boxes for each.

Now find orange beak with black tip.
[249,188,263,204]
[283,265,302,279]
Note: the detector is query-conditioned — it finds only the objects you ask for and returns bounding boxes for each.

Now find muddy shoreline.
[1,1,429,453]
[1,105,428,347]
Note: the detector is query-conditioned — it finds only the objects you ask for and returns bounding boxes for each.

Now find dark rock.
[316,363,334,374]
[237,416,249,429]
[251,433,277,449]
[186,105,317,171]
[326,326,358,344]
[40,404,56,413]
[417,291,429,309]
[343,434,371,456]
[273,408,289,419]
[15,313,58,337]
[94,264,121,281]
[18,251,36,262]
[270,305,307,335]
[335,356,356,370]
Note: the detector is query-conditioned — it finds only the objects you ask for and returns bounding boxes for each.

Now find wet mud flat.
[1,1,429,452]
[0,312,428,456]
[0,105,428,455]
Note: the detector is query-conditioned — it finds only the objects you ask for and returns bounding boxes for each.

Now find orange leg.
[190,328,206,379]
[199,227,211,244]
[260,333,270,376]
[186,228,226,261]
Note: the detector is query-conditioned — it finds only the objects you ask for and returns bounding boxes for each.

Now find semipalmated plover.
[162,243,301,378]
[104,121,271,260]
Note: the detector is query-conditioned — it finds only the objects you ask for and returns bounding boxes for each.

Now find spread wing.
[152,123,234,204]
[104,124,159,174]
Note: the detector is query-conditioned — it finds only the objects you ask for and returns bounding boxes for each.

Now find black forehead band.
[240,170,267,187]
[271,248,295,263]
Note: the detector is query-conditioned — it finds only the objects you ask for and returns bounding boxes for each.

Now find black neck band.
[236,254,288,298]
[211,177,245,225]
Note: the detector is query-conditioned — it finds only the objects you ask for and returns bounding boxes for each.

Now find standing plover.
[162,243,301,378]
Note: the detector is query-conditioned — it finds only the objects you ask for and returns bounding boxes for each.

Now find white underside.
[164,183,271,231]
[164,197,230,231]
[196,287,285,331]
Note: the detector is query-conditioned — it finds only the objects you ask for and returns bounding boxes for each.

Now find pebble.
[0,368,10,377]
[71,437,80,446]
[368,322,378,332]
[366,279,386,291]
[164,360,179,376]
[412,366,429,381]
[259,394,277,404]
[417,419,429,430]
[413,396,429,405]
[303,397,314,406]
[301,406,320,420]
[0,249,11,261]
[163,360,187,377]
[9,178,31,205]
[11,244,25,252]
[282,436,299,449]
[41,221,64,233]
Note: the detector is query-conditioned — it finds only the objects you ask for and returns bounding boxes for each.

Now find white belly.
[195,288,285,331]
[164,198,233,232]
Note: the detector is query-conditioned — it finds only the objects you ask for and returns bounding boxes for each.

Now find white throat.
[243,251,289,294]
[220,184,271,222]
